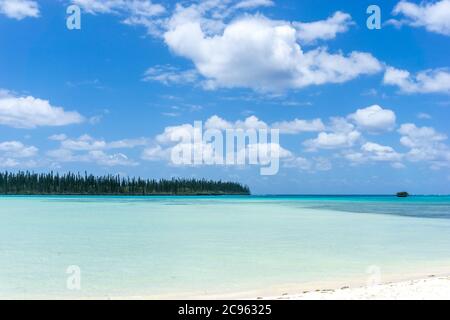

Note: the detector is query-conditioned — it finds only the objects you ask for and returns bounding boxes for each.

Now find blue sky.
[0,0,449,194]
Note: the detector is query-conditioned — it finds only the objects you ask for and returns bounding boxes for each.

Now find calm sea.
[1,195,450,299]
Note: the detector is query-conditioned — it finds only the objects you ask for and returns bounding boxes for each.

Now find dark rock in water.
[396,192,409,198]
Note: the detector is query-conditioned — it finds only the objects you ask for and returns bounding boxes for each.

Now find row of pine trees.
[0,171,250,195]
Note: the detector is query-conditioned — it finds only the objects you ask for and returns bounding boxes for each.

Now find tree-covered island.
[0,171,250,196]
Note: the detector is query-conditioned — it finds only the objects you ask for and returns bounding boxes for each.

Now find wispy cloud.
[390,0,450,36]
[0,0,39,20]
[0,89,84,129]
[383,67,450,94]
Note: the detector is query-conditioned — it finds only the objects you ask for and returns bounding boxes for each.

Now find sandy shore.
[262,276,450,300]
[19,272,450,300]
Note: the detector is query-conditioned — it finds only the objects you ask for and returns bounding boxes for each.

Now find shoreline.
[157,268,450,301]
[4,271,450,300]
[266,276,450,300]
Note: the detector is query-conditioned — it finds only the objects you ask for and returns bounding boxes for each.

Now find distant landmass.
[0,171,250,196]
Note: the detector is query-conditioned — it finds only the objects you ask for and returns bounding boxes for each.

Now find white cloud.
[154,116,270,148]
[204,115,268,131]
[283,156,312,171]
[0,140,39,168]
[344,142,403,168]
[144,138,292,168]
[0,90,84,129]
[143,65,199,85]
[343,151,365,164]
[0,158,38,168]
[203,115,323,134]
[0,141,38,158]
[314,157,333,171]
[348,105,396,132]
[300,106,447,170]
[67,1,381,92]
[398,123,447,148]
[271,118,325,134]
[72,0,121,14]
[294,11,353,44]
[0,158,20,168]
[144,115,293,169]
[304,106,396,152]
[391,162,406,169]
[235,115,268,130]
[74,0,166,35]
[361,142,402,162]
[88,150,138,166]
[49,134,68,141]
[284,156,332,172]
[0,0,39,20]
[47,134,145,167]
[383,66,450,94]
[237,142,292,165]
[417,112,432,119]
[60,134,107,151]
[398,123,450,168]
[48,148,138,167]
[328,117,355,134]
[392,0,450,36]
[141,144,170,161]
[303,117,361,151]
[164,10,382,92]
[155,123,196,144]
[205,115,233,130]
[73,0,165,15]
[55,134,147,151]
[304,130,361,151]
[234,0,273,9]
[126,0,166,16]
[46,148,75,162]
[107,137,148,149]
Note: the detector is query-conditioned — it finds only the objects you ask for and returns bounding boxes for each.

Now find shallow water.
[1,195,450,299]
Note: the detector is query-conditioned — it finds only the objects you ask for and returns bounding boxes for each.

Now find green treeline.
[0,171,250,195]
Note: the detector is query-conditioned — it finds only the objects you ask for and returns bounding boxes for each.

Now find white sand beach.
[152,270,450,301]
[47,273,450,300]
[264,276,450,300]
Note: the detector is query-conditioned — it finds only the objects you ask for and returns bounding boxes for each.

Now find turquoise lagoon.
[1,195,450,299]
